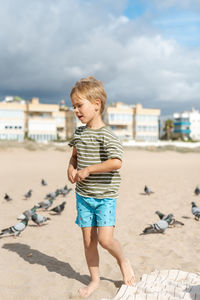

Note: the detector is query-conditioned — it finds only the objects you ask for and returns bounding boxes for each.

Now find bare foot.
[119,258,135,286]
[78,280,100,298]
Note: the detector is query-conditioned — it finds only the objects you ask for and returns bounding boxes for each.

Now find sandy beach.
[0,146,200,300]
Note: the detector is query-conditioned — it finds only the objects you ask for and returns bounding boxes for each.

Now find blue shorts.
[75,193,117,227]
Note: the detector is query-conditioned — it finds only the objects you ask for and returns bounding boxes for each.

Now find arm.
[67,147,78,184]
[75,158,122,182]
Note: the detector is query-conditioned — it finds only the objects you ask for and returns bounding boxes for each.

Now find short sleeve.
[68,134,75,147]
[68,126,86,148]
[104,134,123,161]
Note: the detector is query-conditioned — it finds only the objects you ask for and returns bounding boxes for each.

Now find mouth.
[77,115,83,120]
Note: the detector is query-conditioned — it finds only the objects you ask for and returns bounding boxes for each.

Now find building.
[133,104,160,142]
[189,108,200,140]
[0,97,161,142]
[65,109,76,140]
[173,108,200,140]
[173,113,191,140]
[105,102,160,141]
[0,97,75,142]
[0,98,25,141]
[104,102,133,140]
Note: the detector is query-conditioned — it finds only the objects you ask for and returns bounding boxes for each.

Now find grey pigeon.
[0,218,29,238]
[37,198,54,210]
[41,179,47,186]
[4,193,12,201]
[50,201,66,214]
[142,214,173,234]
[55,188,62,195]
[194,186,200,196]
[44,190,59,199]
[17,205,39,220]
[24,189,32,199]
[60,187,72,197]
[144,185,154,195]
[31,213,50,226]
[155,210,184,227]
[191,202,200,221]
[155,210,166,220]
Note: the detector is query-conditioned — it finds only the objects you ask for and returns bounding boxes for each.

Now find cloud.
[0,0,200,114]
[105,35,200,103]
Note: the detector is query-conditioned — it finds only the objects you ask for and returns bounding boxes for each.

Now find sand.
[0,146,200,300]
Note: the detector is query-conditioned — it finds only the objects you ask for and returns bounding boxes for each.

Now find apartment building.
[0,97,75,142]
[189,109,200,140]
[0,98,25,141]
[104,102,133,140]
[173,108,200,140]
[0,98,161,142]
[105,102,160,141]
[26,97,58,141]
[133,103,160,142]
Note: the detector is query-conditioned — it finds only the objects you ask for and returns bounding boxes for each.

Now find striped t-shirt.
[68,126,123,199]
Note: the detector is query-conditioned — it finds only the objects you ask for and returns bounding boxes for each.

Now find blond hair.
[70,76,107,114]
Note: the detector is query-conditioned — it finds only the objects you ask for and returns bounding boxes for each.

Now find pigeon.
[50,201,66,214]
[194,186,200,196]
[55,188,62,195]
[17,205,39,220]
[60,187,72,197]
[191,202,200,221]
[31,213,50,226]
[64,185,72,191]
[37,198,54,210]
[64,185,70,190]
[155,210,166,220]
[24,189,32,199]
[41,179,47,186]
[141,214,173,234]
[144,185,154,195]
[44,190,59,199]
[4,193,12,201]
[0,218,29,238]
[155,210,184,227]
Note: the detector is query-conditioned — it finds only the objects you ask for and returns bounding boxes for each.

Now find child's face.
[71,95,99,125]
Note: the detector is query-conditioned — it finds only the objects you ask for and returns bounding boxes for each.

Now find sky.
[0,0,200,115]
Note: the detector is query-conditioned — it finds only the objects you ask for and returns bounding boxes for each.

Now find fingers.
[68,174,76,184]
[74,172,83,182]
[68,169,87,183]
[68,169,78,183]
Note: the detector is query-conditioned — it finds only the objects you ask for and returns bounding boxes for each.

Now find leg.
[79,226,100,298]
[98,226,135,285]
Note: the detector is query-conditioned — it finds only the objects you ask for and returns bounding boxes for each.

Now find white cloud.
[0,0,199,113]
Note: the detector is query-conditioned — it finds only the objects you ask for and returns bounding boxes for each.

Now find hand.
[74,168,90,182]
[68,168,78,184]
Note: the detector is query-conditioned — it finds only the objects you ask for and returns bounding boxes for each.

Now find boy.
[68,76,134,298]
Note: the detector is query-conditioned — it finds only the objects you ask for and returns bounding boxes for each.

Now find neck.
[86,115,105,129]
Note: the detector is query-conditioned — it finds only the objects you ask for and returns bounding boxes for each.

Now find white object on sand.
[101,269,200,300]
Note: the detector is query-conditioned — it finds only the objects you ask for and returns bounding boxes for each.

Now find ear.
[94,99,101,112]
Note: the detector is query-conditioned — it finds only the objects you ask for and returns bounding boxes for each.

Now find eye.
[73,103,82,109]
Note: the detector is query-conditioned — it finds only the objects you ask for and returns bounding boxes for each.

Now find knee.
[98,237,112,249]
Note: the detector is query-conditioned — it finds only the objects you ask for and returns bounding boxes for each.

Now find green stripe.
[69,126,123,198]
